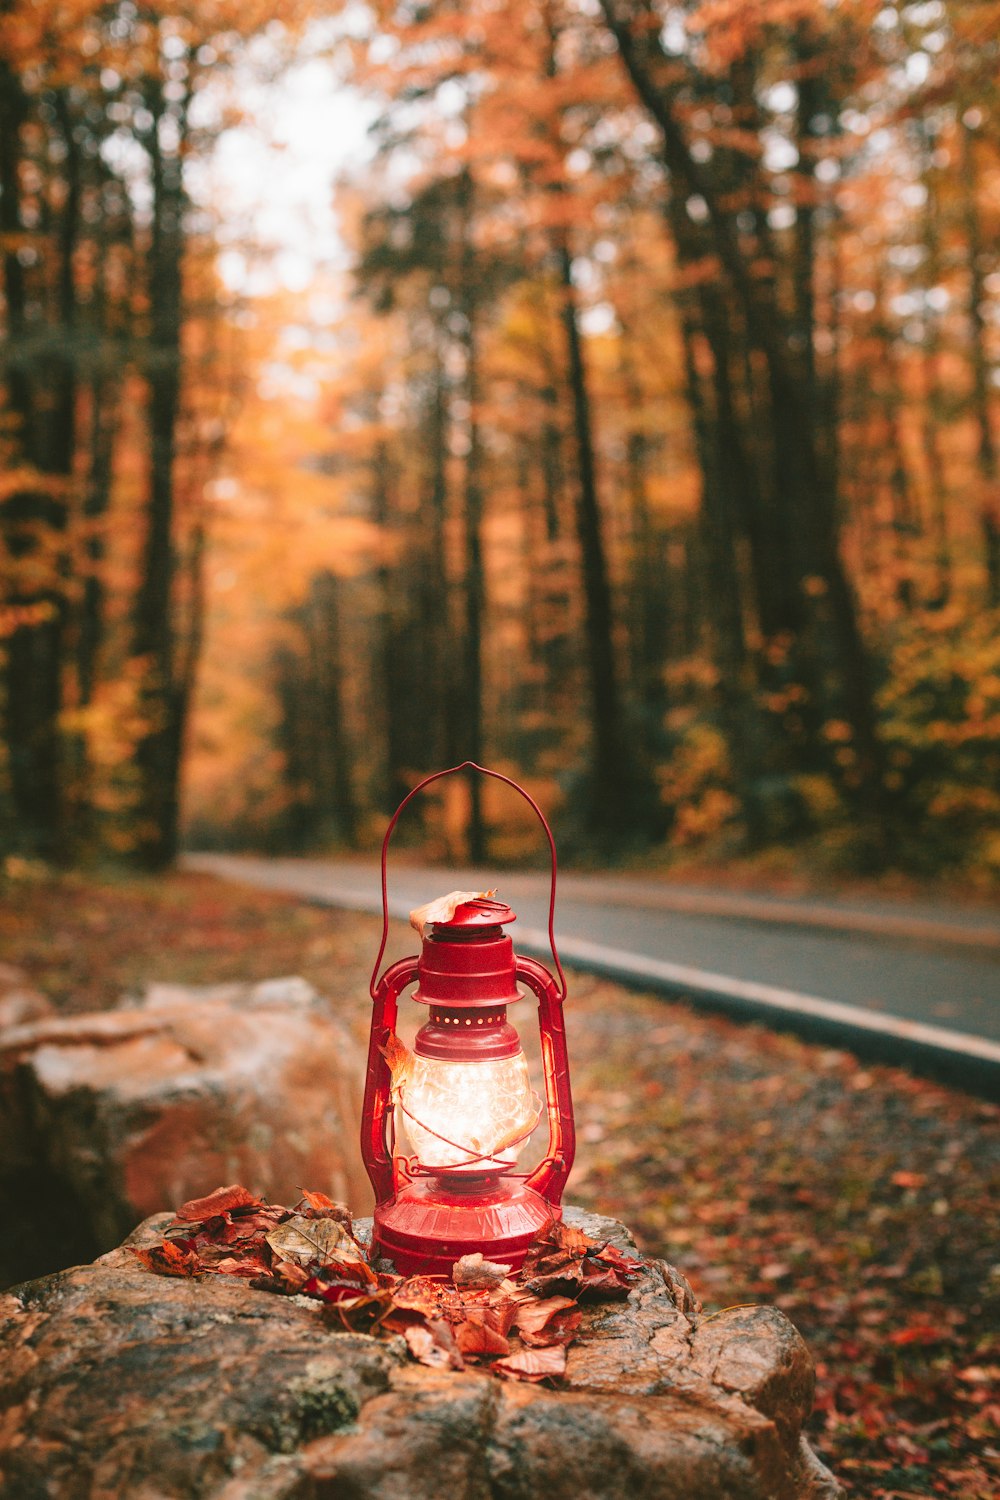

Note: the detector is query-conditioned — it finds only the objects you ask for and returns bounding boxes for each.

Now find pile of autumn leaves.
[132,1184,644,1383]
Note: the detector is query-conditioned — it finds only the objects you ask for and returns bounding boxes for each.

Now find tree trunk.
[0,66,70,860]
[457,171,487,862]
[556,238,634,845]
[131,82,186,868]
[960,120,1000,607]
[600,0,886,843]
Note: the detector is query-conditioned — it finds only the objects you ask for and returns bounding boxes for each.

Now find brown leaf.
[522,1264,585,1298]
[296,1189,354,1226]
[213,1251,272,1279]
[493,1344,567,1383]
[174,1184,262,1222]
[269,1259,310,1293]
[548,1221,592,1256]
[519,1308,581,1348]
[485,1297,518,1338]
[213,1207,286,1244]
[455,1317,512,1359]
[409,890,497,936]
[453,1252,512,1289]
[317,1285,400,1331]
[264,1214,369,1270]
[404,1320,465,1370]
[392,1275,455,1313]
[379,1031,414,1102]
[131,1239,201,1278]
[512,1294,578,1336]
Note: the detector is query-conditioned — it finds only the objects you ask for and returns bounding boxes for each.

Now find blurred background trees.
[2,0,999,878]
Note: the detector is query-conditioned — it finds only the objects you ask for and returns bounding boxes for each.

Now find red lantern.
[361,762,575,1276]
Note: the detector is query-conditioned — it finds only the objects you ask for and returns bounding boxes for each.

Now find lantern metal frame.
[361,761,575,1275]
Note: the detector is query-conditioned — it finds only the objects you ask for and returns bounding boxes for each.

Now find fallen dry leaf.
[131,1239,201,1278]
[404,1319,465,1370]
[519,1310,581,1348]
[493,1344,568,1383]
[296,1189,354,1226]
[512,1294,578,1336]
[264,1214,367,1269]
[452,1251,512,1289]
[379,1031,414,1103]
[409,890,497,936]
[174,1185,262,1222]
[455,1317,512,1359]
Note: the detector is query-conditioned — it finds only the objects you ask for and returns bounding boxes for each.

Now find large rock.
[0,965,53,1032]
[0,1208,841,1500]
[0,978,369,1285]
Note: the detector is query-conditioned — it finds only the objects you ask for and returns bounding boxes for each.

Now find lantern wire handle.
[369,760,567,1002]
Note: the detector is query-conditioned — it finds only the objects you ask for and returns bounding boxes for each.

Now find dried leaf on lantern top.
[173,1184,262,1223]
[379,1031,414,1103]
[493,1344,568,1383]
[264,1214,369,1270]
[131,1239,201,1279]
[408,890,497,937]
[452,1252,512,1289]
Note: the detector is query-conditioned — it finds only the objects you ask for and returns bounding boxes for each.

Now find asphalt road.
[186,854,1000,1090]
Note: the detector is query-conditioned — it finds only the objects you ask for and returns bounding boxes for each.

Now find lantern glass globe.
[402,1049,536,1171]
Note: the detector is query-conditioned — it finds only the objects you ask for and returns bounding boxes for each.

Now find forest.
[2,0,999,878]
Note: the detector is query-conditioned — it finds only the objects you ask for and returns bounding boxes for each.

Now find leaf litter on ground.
[132,1184,649,1384]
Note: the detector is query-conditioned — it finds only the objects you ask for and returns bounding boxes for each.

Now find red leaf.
[512,1295,578,1336]
[887,1323,944,1346]
[302,1260,379,1302]
[519,1309,582,1348]
[455,1317,512,1359]
[485,1298,517,1338]
[213,1252,272,1279]
[131,1240,201,1278]
[493,1344,568,1383]
[890,1171,926,1189]
[174,1185,262,1222]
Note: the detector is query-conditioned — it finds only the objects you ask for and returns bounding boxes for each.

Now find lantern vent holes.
[429,1008,505,1026]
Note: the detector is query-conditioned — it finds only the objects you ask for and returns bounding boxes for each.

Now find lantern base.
[373,1176,559,1276]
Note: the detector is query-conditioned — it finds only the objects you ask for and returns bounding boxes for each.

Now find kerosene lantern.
[361,762,575,1275]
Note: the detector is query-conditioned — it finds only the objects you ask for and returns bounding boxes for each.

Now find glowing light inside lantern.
[402,1050,536,1171]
